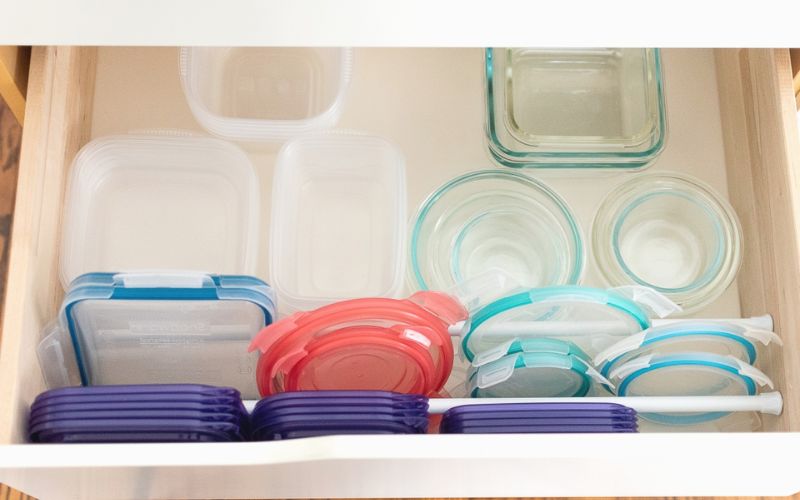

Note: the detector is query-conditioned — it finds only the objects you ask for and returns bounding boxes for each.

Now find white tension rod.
[243,392,782,415]
[447,314,774,337]
[426,392,783,415]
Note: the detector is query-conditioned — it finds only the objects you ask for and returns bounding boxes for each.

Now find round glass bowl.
[410,170,584,292]
[592,173,742,313]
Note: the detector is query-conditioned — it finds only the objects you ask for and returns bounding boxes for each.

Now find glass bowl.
[592,172,742,313]
[410,170,584,292]
[485,48,666,169]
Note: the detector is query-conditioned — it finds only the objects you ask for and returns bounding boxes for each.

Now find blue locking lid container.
[56,272,275,399]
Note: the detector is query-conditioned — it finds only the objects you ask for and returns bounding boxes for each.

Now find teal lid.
[468,350,611,398]
[462,286,652,361]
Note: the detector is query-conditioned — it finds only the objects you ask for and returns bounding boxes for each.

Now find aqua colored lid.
[462,286,652,361]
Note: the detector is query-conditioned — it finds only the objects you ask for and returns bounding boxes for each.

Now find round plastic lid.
[285,329,435,394]
[594,321,782,377]
[249,292,467,396]
[611,352,774,424]
[462,286,652,361]
[468,351,609,398]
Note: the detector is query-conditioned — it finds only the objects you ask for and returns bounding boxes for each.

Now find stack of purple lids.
[29,384,249,443]
[440,402,638,434]
[251,391,429,440]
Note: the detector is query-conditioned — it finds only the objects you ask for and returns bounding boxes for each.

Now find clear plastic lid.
[467,351,611,398]
[609,352,774,425]
[461,286,671,362]
[594,321,783,377]
[49,272,275,399]
[180,48,353,142]
[270,132,407,313]
[60,134,260,288]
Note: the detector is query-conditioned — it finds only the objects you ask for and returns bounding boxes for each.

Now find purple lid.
[252,420,425,440]
[252,405,427,420]
[255,391,427,408]
[441,422,637,434]
[443,409,636,420]
[30,401,247,419]
[442,416,637,427]
[32,392,245,409]
[256,396,429,412]
[34,429,236,443]
[29,418,245,442]
[444,402,636,419]
[30,409,246,427]
[34,384,240,401]
[251,413,429,434]
[265,429,403,440]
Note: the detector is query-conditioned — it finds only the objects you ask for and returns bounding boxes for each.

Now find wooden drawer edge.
[0,47,96,443]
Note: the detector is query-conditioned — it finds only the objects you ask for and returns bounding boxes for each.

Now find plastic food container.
[59,134,259,288]
[410,170,583,292]
[270,132,407,312]
[467,351,611,398]
[249,292,467,396]
[180,47,353,142]
[460,285,675,362]
[485,48,666,169]
[40,272,275,399]
[608,352,773,425]
[592,172,742,313]
[594,321,783,377]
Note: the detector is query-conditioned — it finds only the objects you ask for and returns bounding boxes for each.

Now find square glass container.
[485,48,667,169]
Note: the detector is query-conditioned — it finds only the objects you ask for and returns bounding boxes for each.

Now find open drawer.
[0,47,800,499]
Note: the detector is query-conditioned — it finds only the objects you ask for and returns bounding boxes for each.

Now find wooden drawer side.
[716,48,800,432]
[0,47,96,444]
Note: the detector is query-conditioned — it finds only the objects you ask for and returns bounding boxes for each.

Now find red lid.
[250,293,466,396]
[284,327,437,394]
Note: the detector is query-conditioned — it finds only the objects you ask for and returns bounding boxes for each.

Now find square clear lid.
[59,134,260,288]
[54,272,275,399]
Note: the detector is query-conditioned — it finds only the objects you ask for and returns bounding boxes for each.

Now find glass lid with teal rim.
[467,351,611,398]
[609,352,774,425]
[460,285,679,362]
[594,321,782,377]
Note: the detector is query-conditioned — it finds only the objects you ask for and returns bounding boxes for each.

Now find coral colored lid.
[250,292,467,397]
[284,328,437,395]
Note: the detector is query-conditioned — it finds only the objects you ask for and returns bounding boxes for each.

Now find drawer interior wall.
[1,47,799,443]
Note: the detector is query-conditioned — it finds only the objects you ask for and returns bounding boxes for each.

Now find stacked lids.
[249,292,467,396]
[595,321,781,425]
[251,391,429,440]
[441,402,638,434]
[29,385,248,443]
[455,285,679,399]
[467,338,610,398]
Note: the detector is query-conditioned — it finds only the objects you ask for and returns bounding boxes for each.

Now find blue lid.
[610,352,774,425]
[594,321,782,377]
[61,272,276,393]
